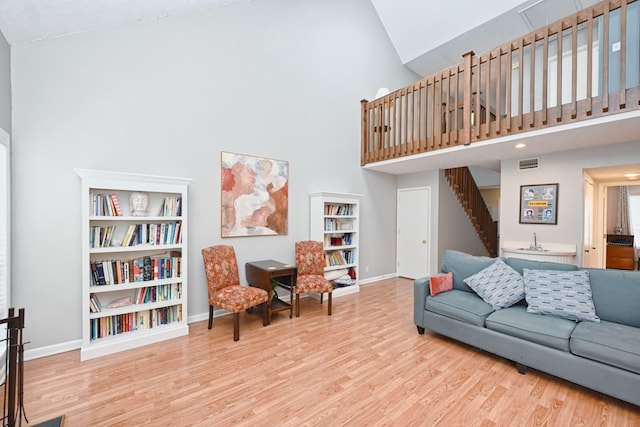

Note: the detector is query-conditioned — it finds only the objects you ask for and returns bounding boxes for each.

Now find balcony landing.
[363,110,640,175]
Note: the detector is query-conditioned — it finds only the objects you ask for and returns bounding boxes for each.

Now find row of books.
[325,250,354,267]
[121,222,182,247]
[89,283,182,313]
[90,193,182,217]
[159,196,182,217]
[324,203,354,216]
[324,233,354,247]
[89,222,182,248]
[89,305,182,340]
[90,225,116,248]
[324,218,354,231]
[90,254,181,286]
[91,193,124,217]
[135,283,181,304]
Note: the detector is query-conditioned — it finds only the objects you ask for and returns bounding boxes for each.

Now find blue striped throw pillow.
[523,268,599,322]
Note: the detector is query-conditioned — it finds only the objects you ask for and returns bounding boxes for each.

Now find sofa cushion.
[425,289,494,327]
[523,269,600,322]
[440,250,497,293]
[583,268,640,327]
[505,257,578,275]
[429,272,453,296]
[463,258,524,310]
[571,320,640,375]
[486,305,577,351]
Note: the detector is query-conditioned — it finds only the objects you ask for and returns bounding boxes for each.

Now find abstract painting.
[221,152,289,237]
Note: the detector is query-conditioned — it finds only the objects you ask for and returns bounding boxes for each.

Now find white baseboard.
[24,339,82,361]
[359,272,399,285]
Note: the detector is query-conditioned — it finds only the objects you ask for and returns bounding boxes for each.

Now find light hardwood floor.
[23,278,640,426]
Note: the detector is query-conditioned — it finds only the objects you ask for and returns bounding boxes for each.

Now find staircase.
[445,167,498,257]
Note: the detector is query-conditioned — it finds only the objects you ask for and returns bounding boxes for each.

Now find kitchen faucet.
[530,232,542,250]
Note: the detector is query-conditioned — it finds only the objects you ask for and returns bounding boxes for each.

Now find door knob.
[422,240,427,244]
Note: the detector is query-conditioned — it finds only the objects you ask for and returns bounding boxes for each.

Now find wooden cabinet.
[76,169,192,360]
[606,234,636,270]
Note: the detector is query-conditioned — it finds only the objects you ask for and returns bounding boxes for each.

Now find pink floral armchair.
[201,245,269,341]
[295,240,334,316]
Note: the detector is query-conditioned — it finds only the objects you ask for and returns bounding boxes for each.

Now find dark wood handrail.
[445,168,498,257]
[361,0,640,166]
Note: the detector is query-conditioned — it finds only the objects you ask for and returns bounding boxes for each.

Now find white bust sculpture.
[129,191,150,216]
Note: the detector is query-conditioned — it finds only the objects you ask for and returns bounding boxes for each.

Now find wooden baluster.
[586,11,594,115]
[518,39,524,129]
[417,81,423,151]
[542,27,549,125]
[506,46,512,131]
[603,1,610,112]
[571,15,578,118]
[475,59,481,139]
[557,25,563,122]
[403,87,408,155]
[620,0,627,109]
[360,100,367,166]
[413,83,418,150]
[391,93,397,158]
[529,35,535,127]
[496,49,502,134]
[430,78,435,150]
[485,54,491,137]
[462,51,474,146]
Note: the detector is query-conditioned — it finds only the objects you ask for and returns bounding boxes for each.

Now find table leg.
[262,299,269,326]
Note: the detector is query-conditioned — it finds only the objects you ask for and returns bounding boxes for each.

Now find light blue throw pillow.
[463,258,525,310]
[523,268,599,322]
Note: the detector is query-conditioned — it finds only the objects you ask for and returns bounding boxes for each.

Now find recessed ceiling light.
[515,143,526,148]
[624,173,640,179]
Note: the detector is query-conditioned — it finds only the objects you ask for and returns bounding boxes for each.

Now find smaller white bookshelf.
[76,169,192,361]
[309,192,362,297]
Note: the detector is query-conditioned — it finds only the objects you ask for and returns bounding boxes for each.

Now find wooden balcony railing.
[361,0,640,166]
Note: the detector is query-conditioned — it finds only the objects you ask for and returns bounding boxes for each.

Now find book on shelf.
[121,224,135,247]
[158,196,182,217]
[89,293,102,313]
[330,237,343,246]
[109,194,123,216]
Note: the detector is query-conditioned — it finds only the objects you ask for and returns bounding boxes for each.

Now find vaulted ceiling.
[0,0,600,78]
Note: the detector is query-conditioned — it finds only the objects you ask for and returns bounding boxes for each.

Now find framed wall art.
[221,151,289,237]
[520,183,558,224]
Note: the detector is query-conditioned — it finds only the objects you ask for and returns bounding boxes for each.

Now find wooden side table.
[245,260,297,324]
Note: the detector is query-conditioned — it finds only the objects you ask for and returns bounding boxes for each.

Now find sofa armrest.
[414,276,431,327]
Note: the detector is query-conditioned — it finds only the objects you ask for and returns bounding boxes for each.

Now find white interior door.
[583,174,598,268]
[397,187,430,279]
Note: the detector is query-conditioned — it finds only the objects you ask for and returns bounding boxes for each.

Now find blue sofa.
[413,249,640,407]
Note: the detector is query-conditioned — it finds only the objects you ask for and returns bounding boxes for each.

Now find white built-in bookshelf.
[75,169,192,361]
[309,192,362,297]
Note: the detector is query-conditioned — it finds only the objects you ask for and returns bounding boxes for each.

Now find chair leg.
[328,292,332,316]
[208,305,214,329]
[233,312,240,341]
[295,294,300,317]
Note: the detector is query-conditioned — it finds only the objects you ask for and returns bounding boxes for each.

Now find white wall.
[0,30,9,134]
[10,0,419,353]
[499,140,640,266]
